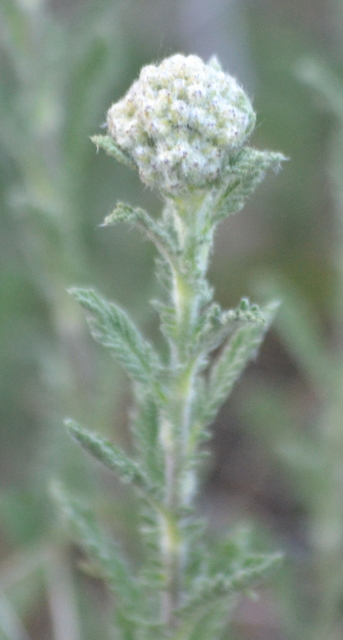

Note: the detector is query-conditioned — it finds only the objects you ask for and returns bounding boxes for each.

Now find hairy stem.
[159,197,213,626]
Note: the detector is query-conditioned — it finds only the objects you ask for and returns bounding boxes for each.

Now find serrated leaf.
[194,298,266,361]
[69,287,162,391]
[181,553,282,616]
[170,601,230,640]
[202,300,279,427]
[151,299,177,343]
[174,550,282,640]
[130,391,163,486]
[102,203,177,264]
[65,420,156,496]
[91,134,136,169]
[187,603,231,640]
[52,484,140,637]
[212,148,286,223]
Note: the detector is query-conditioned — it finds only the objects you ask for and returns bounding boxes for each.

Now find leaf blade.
[69,287,162,391]
[65,419,156,495]
[102,202,177,264]
[202,300,279,427]
[91,134,136,169]
[213,148,286,223]
[52,484,141,639]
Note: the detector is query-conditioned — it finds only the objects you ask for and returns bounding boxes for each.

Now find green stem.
[159,196,213,626]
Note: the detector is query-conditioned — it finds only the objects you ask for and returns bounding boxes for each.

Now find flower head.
[107,54,255,195]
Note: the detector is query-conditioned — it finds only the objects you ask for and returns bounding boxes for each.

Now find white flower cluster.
[107,54,255,195]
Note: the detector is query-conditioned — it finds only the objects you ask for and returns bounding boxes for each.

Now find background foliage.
[0,0,342,638]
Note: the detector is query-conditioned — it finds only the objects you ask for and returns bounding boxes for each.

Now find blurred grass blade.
[274,281,332,391]
[0,595,32,640]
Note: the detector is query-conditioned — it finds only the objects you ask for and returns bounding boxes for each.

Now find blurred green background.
[1,0,343,638]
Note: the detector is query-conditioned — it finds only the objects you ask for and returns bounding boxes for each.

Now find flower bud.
[107,54,255,195]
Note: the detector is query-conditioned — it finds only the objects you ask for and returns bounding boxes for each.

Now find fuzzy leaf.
[170,601,230,640]
[194,298,266,360]
[52,484,141,637]
[183,603,231,640]
[182,552,282,615]
[202,300,279,427]
[151,258,178,344]
[102,202,176,263]
[130,391,163,486]
[69,287,162,391]
[65,420,156,495]
[174,549,282,640]
[151,299,177,343]
[91,134,136,169]
[212,148,286,223]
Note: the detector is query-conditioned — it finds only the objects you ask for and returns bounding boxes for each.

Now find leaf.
[202,300,279,427]
[194,298,266,361]
[130,391,163,486]
[212,148,286,223]
[91,134,136,169]
[65,420,156,496]
[69,287,162,391]
[151,299,177,344]
[101,203,176,264]
[181,553,282,615]
[174,535,282,640]
[52,484,140,638]
[151,258,179,345]
[170,601,230,640]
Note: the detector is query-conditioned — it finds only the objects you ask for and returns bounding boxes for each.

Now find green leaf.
[69,287,162,391]
[202,300,279,427]
[65,420,156,495]
[130,391,163,486]
[170,601,230,640]
[187,604,231,640]
[181,553,282,615]
[151,299,177,344]
[91,134,136,169]
[102,203,176,264]
[174,535,282,640]
[52,484,140,638]
[194,298,266,361]
[212,148,286,223]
